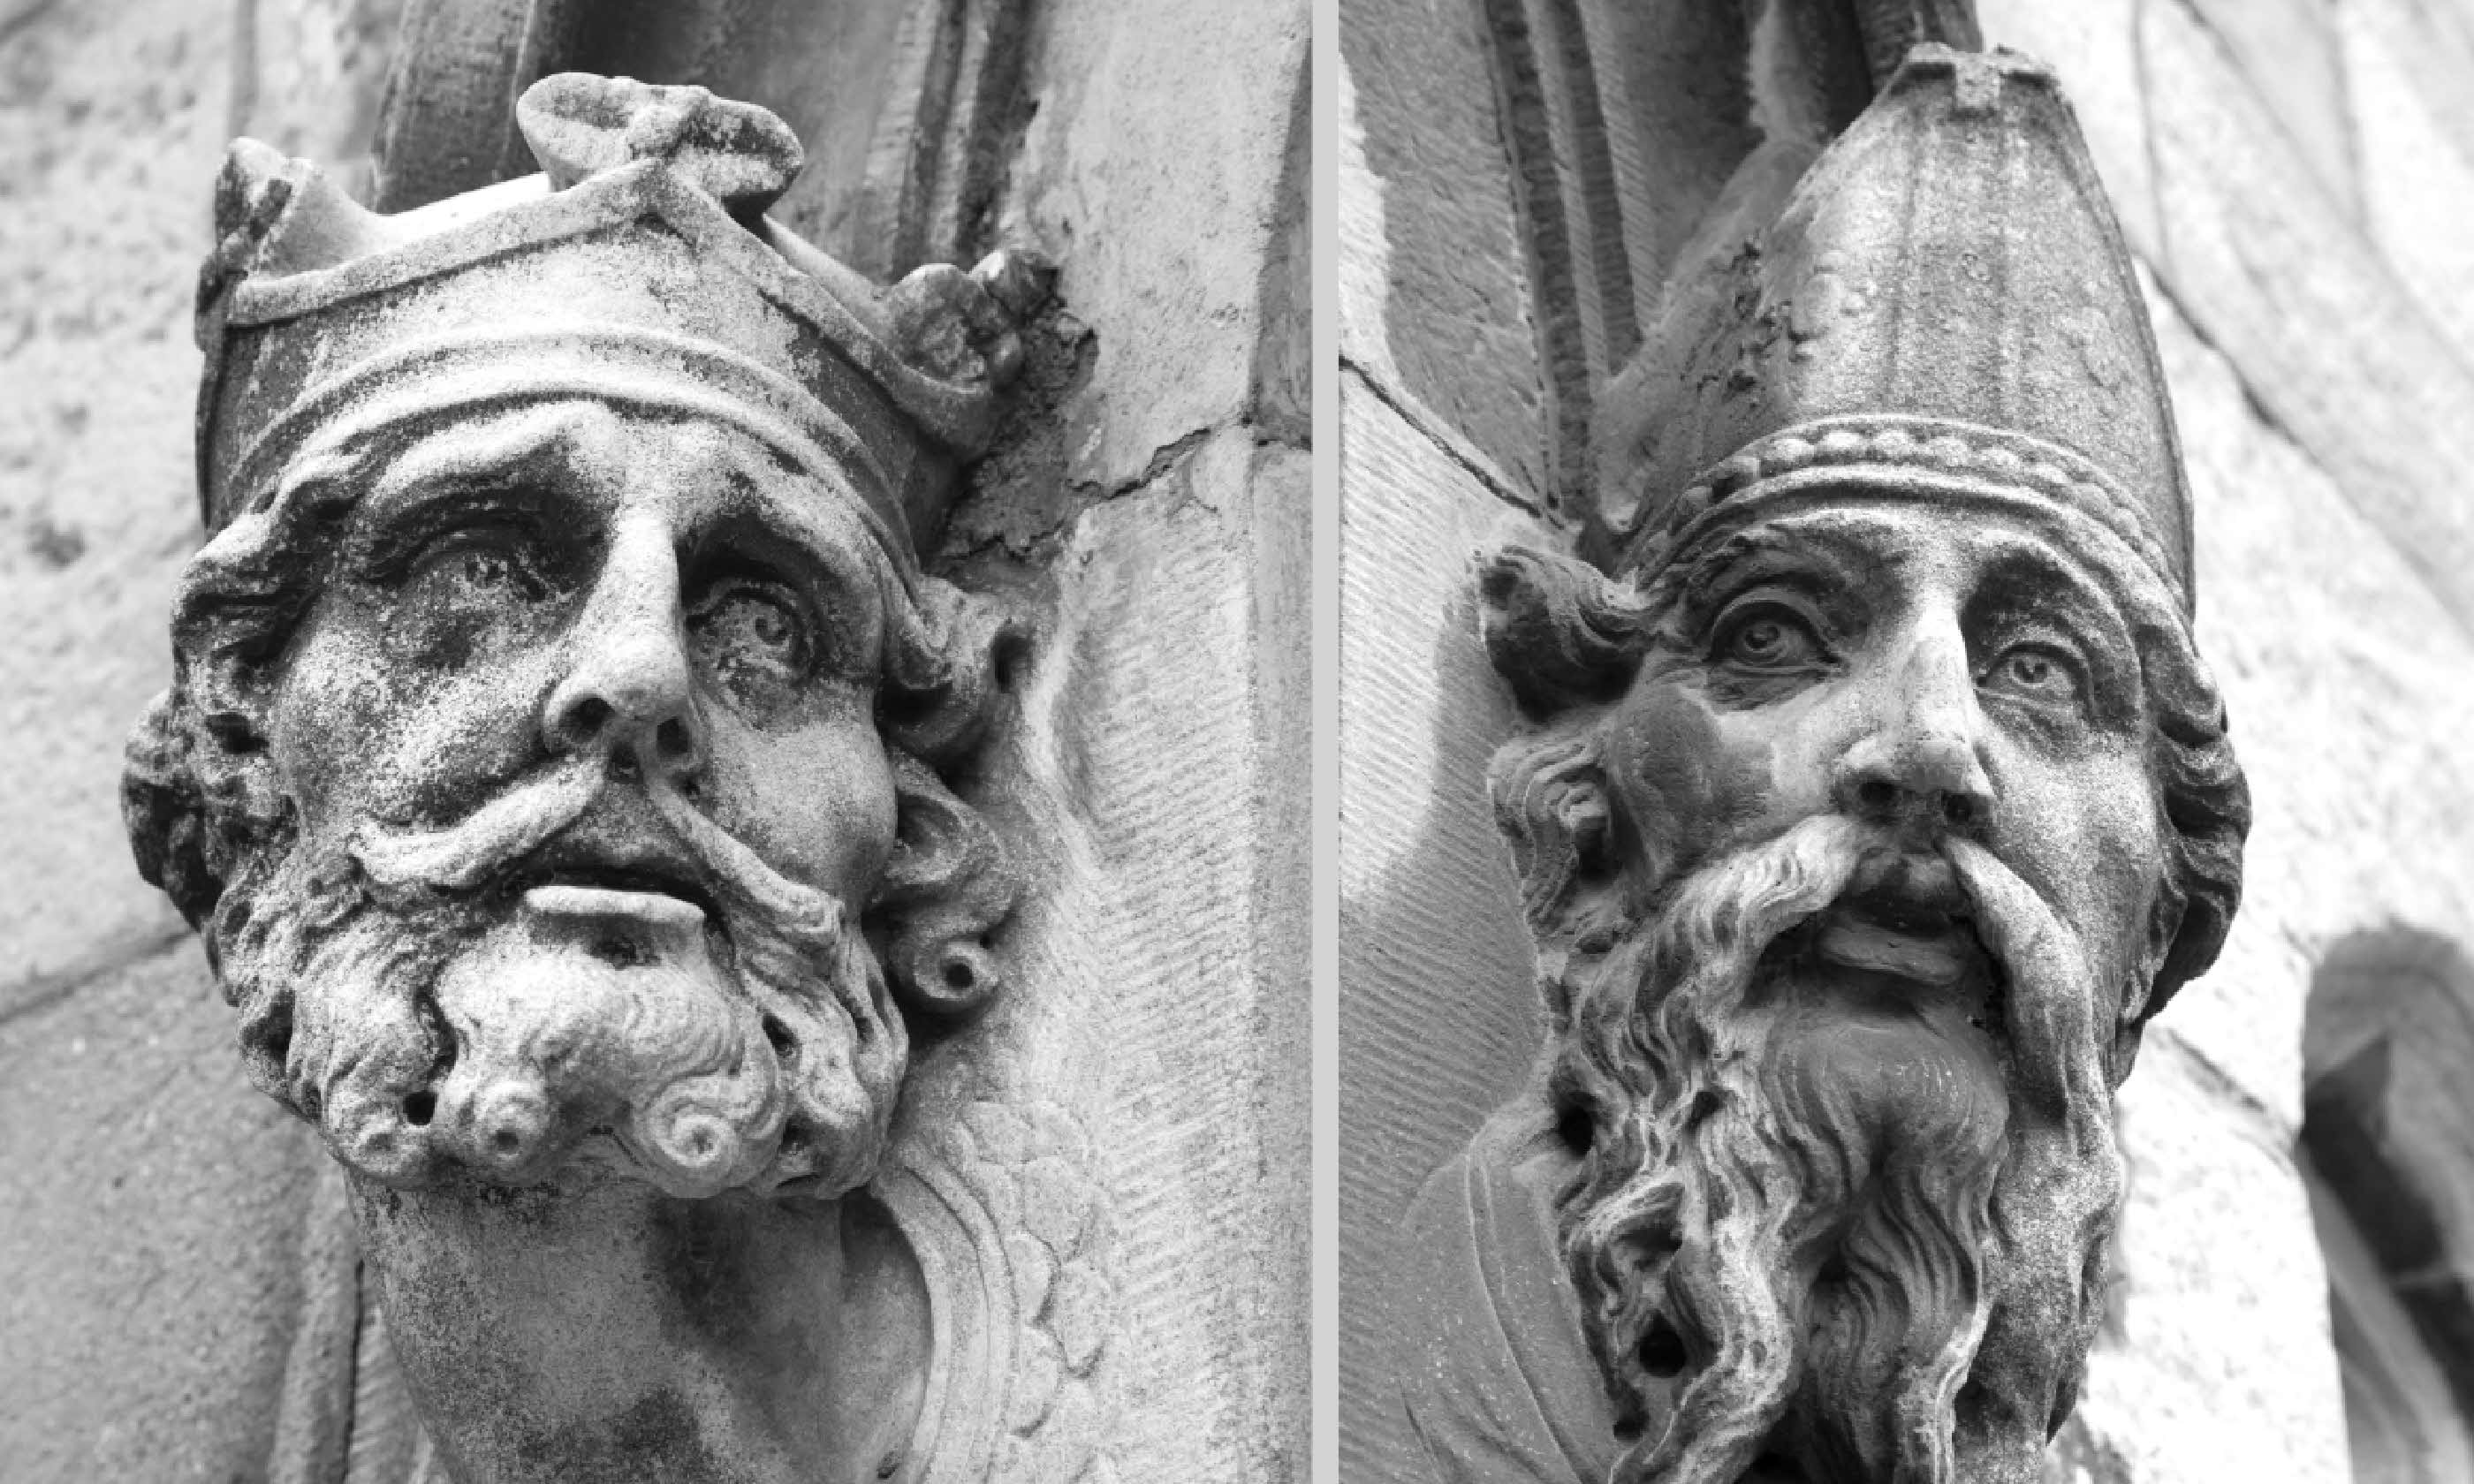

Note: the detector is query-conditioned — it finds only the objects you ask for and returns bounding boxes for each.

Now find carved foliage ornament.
[1407,45,2251,1484]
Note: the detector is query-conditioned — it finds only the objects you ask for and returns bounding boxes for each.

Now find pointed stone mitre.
[1597,45,2193,613]
[194,72,1045,561]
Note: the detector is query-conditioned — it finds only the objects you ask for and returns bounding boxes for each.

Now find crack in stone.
[0,920,194,1028]
[1341,359,1545,518]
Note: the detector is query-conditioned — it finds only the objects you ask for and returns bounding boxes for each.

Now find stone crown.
[194,72,1047,562]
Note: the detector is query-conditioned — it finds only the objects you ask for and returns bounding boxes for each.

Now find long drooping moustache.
[1551,818,2123,1484]
[209,761,907,1200]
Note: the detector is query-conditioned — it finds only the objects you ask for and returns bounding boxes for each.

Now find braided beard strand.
[1549,817,2123,1484]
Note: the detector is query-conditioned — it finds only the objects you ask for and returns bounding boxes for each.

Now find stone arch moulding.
[2303,927,2474,1484]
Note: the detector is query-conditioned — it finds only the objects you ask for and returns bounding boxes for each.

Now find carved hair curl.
[123,426,1025,1024]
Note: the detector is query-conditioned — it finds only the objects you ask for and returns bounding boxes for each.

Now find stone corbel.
[127,19,1112,1480]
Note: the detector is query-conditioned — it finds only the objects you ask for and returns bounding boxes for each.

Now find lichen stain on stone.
[524,1389,730,1483]
[25,511,84,567]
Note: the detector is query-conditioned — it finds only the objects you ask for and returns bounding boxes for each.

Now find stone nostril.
[1856,777,1898,814]
[1942,792,1978,828]
[563,694,614,741]
[655,716,695,760]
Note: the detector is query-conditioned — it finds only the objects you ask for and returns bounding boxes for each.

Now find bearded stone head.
[1482,47,2250,1484]
[120,74,1041,1207]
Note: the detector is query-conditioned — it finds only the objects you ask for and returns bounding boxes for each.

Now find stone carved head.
[1484,49,2249,1484]
[123,73,1043,1205]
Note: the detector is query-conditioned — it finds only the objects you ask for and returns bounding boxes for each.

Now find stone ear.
[1477,544,1652,1023]
[1478,546,1650,714]
[1490,733,1633,1027]
[869,754,1017,1020]
[122,689,221,928]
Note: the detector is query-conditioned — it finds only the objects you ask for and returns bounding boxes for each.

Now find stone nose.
[1828,627,1996,835]
[540,519,706,782]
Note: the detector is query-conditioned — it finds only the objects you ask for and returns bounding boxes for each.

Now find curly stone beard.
[1551,815,2126,1484]
[205,755,907,1202]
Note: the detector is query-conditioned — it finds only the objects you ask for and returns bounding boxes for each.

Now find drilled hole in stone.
[493,1129,520,1154]
[1554,1102,1594,1154]
[942,959,976,993]
[402,1091,436,1126]
[1955,1379,1991,1430]
[1638,1320,1689,1378]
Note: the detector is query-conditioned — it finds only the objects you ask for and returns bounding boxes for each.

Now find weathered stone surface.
[1,3,1309,1477]
[2156,279,2474,1127]
[2179,0,2358,217]
[1337,369,1550,1480]
[241,0,406,185]
[1013,431,1309,1483]
[1992,0,2474,641]
[2074,1033,2349,1484]
[1338,0,1551,502]
[1004,0,1306,496]
[0,0,225,1003]
[1971,0,2159,249]
[2341,0,2474,368]
[0,940,326,1484]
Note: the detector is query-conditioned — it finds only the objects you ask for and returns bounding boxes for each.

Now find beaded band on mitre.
[1618,413,2190,611]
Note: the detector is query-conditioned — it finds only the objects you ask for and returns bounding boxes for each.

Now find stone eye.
[1985,644,2080,703]
[412,530,545,600]
[456,548,524,591]
[689,580,811,686]
[1718,607,1821,670]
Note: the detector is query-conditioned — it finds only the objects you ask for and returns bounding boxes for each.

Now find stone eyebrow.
[1964,538,2127,634]
[1674,522,1878,612]
[366,400,632,512]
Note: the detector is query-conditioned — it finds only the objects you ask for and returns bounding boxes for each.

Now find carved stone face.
[239,398,919,1198]
[125,375,1028,1208]
[273,399,903,916]
[1601,497,2167,1048]
[1480,488,2244,1484]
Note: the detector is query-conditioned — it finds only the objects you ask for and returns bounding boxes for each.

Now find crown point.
[517,72,802,216]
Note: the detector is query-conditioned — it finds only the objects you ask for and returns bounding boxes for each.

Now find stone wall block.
[1338,4,1551,501]
[2341,0,2474,368]
[2178,0,2360,217]
[0,942,328,1483]
[1337,369,1555,1476]
[2072,1032,2351,1484]
[0,0,239,1002]
[1000,429,1308,1481]
[1003,0,1306,495]
[2154,283,2474,1127]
